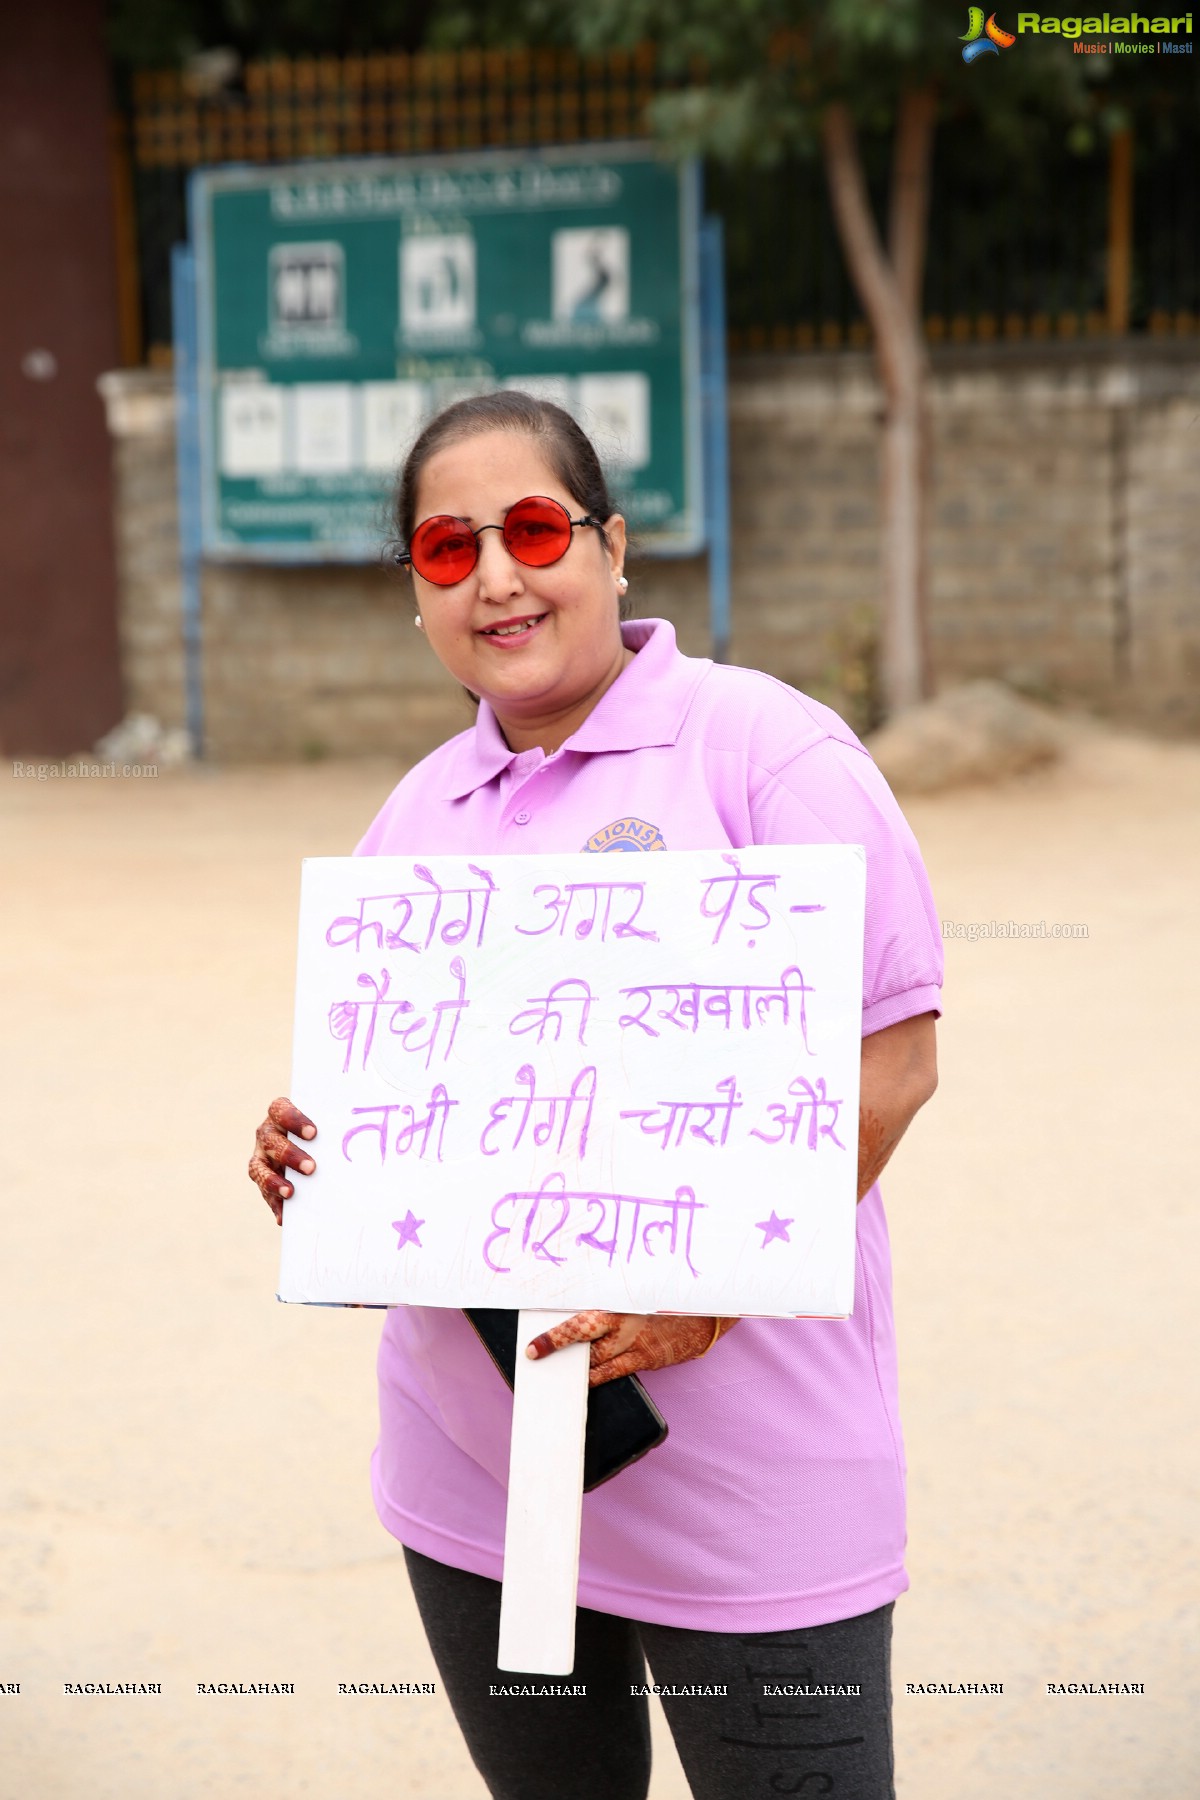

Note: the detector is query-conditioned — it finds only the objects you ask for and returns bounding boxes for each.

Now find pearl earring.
[617,575,628,592]
[414,614,423,629]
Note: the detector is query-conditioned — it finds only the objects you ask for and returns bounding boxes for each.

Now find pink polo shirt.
[356,617,942,1631]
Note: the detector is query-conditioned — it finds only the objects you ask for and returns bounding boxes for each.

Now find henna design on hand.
[248,1095,317,1224]
[527,1310,736,1388]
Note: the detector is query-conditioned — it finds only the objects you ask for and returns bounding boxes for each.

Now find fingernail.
[301,1125,316,1139]
[280,1184,291,1198]
[300,1159,315,1174]
[525,1343,539,1359]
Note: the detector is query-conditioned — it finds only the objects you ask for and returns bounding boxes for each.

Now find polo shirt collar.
[439,617,706,800]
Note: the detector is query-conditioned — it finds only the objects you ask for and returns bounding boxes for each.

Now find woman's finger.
[267,1095,317,1140]
[254,1122,317,1179]
[585,1317,731,1385]
[248,1153,291,1223]
[525,1308,620,1361]
[588,1350,647,1389]
[587,1318,645,1364]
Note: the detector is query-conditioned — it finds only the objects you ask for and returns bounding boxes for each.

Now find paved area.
[2,722,1196,1797]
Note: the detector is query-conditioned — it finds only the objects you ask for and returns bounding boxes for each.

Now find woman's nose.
[474,526,524,597]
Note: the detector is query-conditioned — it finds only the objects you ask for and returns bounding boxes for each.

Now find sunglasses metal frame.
[394,494,602,586]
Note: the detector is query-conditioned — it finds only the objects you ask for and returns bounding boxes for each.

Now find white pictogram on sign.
[401,235,477,336]
[269,243,344,331]
[552,229,630,324]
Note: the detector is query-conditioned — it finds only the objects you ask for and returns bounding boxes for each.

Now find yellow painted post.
[108,115,142,366]
[1106,127,1133,338]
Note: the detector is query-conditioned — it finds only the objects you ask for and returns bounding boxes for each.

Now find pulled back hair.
[390,389,617,559]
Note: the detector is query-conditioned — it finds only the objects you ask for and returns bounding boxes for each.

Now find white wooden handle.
[497,1309,590,1674]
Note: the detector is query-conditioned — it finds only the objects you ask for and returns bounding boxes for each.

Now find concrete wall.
[100,342,1200,762]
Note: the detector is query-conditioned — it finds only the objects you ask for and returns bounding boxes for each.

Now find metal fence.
[117,45,1199,362]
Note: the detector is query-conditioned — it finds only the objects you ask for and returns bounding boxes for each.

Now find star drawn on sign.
[391,1211,425,1250]
[756,1211,794,1247]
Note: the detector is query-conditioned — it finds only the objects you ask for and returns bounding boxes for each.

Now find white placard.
[280,847,865,1319]
[501,374,576,415]
[291,383,355,474]
[219,381,285,477]
[578,372,650,470]
[361,380,427,474]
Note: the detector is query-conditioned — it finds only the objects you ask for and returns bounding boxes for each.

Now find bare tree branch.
[822,96,932,712]
[821,101,920,403]
[887,84,937,325]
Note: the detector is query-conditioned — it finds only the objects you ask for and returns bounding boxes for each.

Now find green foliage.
[107,0,435,68]
[578,0,1092,145]
[107,0,198,66]
[645,76,815,168]
[812,604,882,739]
[447,0,1189,164]
[424,0,575,48]
[108,0,1198,162]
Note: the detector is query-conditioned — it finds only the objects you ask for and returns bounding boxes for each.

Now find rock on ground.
[867,680,1065,795]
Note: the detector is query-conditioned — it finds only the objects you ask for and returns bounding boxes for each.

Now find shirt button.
[514,809,531,825]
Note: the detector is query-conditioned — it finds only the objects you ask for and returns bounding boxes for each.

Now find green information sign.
[189,145,702,560]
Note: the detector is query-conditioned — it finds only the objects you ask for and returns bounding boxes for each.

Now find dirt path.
[2,724,1196,1798]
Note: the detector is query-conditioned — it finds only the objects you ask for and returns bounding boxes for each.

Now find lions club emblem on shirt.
[583,818,667,853]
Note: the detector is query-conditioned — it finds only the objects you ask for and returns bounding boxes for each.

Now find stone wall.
[98,374,188,734]
[99,342,1200,762]
[725,346,1200,732]
[1126,386,1200,724]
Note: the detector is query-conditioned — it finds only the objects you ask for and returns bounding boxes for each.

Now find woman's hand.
[248,1096,317,1224]
[525,1311,735,1388]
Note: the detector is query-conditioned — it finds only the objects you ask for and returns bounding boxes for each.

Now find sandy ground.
[2,721,1198,1799]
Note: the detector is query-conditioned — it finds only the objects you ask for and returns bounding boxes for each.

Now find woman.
[249,391,940,1800]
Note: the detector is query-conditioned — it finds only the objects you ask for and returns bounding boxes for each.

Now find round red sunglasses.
[395,494,601,587]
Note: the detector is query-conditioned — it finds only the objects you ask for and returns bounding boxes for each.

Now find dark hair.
[390,389,617,558]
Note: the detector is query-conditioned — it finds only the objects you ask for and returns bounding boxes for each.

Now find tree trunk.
[822,91,936,717]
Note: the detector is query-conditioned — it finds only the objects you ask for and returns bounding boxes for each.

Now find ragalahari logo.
[962,8,1018,57]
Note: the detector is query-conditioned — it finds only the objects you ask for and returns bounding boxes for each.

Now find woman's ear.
[605,513,627,580]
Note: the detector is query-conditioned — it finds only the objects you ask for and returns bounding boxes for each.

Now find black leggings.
[404,1547,895,1800]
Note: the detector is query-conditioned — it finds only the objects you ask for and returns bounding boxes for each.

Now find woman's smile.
[476,611,548,643]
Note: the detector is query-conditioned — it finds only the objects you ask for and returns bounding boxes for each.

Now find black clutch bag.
[463,1308,668,1491]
